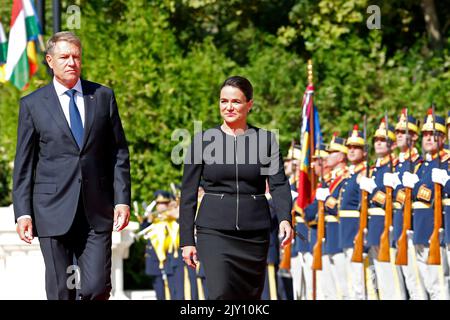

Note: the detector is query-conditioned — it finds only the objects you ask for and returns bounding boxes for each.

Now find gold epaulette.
[413,162,422,174]
[378,155,392,167]
[354,162,366,174]
[441,150,450,162]
[411,152,420,163]
[392,156,399,167]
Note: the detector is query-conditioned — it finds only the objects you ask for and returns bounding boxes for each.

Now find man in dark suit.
[12,32,131,300]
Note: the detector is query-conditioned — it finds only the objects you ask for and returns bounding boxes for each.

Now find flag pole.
[307,60,317,194]
[307,59,318,301]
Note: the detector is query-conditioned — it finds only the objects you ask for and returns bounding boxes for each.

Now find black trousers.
[196,226,270,300]
[38,198,112,300]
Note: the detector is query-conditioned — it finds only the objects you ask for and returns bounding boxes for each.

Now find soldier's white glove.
[383,172,401,189]
[402,172,419,189]
[431,168,450,187]
[359,176,377,194]
[316,188,330,201]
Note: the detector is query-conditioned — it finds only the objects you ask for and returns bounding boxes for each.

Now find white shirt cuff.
[17,215,32,221]
[115,204,129,209]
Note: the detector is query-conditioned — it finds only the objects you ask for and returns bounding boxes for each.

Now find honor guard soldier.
[406,109,450,299]
[338,125,367,299]
[195,184,208,299]
[445,111,450,153]
[359,118,406,300]
[141,190,175,300]
[261,185,282,300]
[304,144,331,300]
[165,191,200,300]
[391,109,427,299]
[285,144,310,300]
[433,111,450,288]
[315,134,350,299]
[403,109,448,300]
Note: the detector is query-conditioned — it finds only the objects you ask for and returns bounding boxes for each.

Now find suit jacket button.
[78,178,82,183]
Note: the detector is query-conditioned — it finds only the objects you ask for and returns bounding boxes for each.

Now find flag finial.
[307,59,313,86]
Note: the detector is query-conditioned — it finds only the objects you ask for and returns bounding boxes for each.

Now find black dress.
[179,125,292,299]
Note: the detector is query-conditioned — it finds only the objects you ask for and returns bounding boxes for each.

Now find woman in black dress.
[179,76,293,299]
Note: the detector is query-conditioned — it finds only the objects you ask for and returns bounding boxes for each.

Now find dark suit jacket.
[12,79,131,237]
[179,125,292,247]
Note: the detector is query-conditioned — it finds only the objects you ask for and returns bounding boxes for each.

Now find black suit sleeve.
[12,98,39,222]
[108,90,131,206]
[179,133,203,247]
[267,132,292,226]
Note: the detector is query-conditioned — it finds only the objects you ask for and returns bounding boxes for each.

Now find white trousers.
[321,252,350,299]
[369,246,406,300]
[343,248,366,299]
[398,235,427,300]
[291,253,305,300]
[415,245,449,300]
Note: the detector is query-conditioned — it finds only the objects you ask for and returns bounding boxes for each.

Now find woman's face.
[219,85,253,125]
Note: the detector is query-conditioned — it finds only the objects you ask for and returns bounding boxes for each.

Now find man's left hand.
[114,205,130,232]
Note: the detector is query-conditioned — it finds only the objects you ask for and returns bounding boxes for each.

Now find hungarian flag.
[23,0,42,76]
[0,21,7,83]
[294,84,322,213]
[5,0,41,90]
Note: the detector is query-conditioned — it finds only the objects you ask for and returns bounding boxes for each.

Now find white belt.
[368,207,385,216]
[338,210,360,218]
[295,216,305,224]
[325,215,339,223]
[412,202,431,209]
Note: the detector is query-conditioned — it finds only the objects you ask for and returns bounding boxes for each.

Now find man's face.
[284,160,293,176]
[374,137,389,157]
[395,130,408,150]
[422,131,445,154]
[284,159,298,176]
[156,202,169,212]
[46,41,81,88]
[395,129,418,152]
[312,158,327,176]
[347,145,364,164]
[326,151,343,169]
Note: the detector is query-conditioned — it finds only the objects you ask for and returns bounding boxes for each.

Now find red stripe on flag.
[296,171,312,209]
[10,0,23,28]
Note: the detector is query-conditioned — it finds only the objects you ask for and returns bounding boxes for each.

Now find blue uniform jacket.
[338,163,366,249]
[392,150,421,246]
[367,155,396,247]
[412,151,449,245]
[323,167,347,255]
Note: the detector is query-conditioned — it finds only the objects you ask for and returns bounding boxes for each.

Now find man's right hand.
[16,218,34,244]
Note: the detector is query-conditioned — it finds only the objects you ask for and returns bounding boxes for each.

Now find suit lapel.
[43,84,79,149]
[81,80,97,150]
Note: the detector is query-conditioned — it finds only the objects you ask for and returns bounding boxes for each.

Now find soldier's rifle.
[378,111,394,262]
[396,110,416,265]
[352,114,369,263]
[428,103,443,265]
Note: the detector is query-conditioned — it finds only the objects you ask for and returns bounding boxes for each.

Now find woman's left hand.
[279,220,293,248]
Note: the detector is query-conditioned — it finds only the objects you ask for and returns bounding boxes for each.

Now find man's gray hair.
[46,31,82,55]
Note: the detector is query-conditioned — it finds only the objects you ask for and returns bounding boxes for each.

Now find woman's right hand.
[182,245,198,269]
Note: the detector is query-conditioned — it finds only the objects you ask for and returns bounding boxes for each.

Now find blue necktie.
[65,89,84,148]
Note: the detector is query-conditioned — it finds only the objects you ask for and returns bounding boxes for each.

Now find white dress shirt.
[53,77,85,128]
